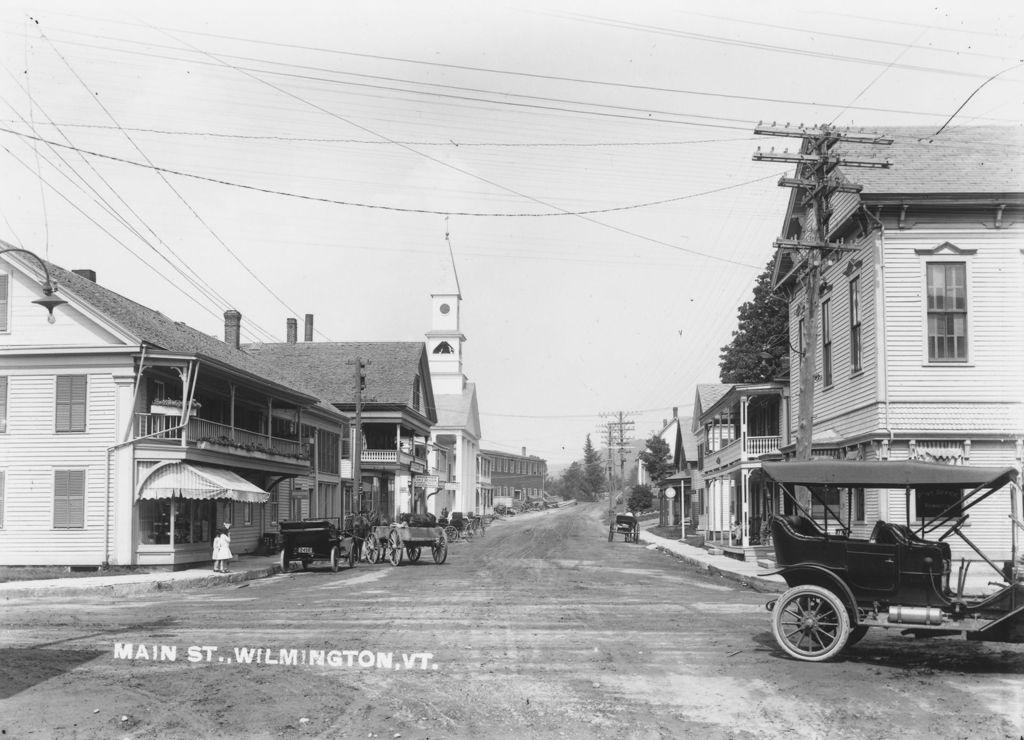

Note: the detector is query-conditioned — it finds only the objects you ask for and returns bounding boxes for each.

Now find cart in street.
[609,513,639,543]
[363,519,448,566]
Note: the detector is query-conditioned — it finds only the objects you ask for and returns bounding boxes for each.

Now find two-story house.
[636,408,699,527]
[770,125,1024,561]
[0,251,350,567]
[246,338,438,523]
[482,448,547,508]
[692,381,790,559]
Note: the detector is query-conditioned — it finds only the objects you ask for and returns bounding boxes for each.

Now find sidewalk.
[639,529,788,593]
[639,528,1005,596]
[0,554,283,599]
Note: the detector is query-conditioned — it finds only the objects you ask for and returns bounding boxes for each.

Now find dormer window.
[433,341,454,355]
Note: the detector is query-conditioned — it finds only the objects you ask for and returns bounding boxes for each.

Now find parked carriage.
[608,513,640,543]
[362,513,448,565]
[278,518,359,572]
[762,460,1023,662]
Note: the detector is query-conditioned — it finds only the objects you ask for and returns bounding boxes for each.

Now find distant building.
[482,448,547,507]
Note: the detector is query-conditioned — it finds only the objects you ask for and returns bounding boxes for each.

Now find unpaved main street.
[2,504,1023,739]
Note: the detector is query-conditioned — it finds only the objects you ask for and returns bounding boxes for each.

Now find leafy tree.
[627,484,653,513]
[559,461,587,500]
[582,434,605,499]
[718,258,790,384]
[638,434,673,488]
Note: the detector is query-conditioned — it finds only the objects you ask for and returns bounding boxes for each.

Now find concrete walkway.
[0,554,283,599]
[639,529,788,593]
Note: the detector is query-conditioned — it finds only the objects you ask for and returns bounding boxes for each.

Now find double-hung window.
[849,277,862,372]
[55,375,87,432]
[821,299,833,386]
[0,272,9,332]
[926,262,967,361]
[54,469,85,529]
[0,375,7,433]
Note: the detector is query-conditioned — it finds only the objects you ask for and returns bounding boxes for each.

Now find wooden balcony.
[707,435,783,470]
[134,414,304,459]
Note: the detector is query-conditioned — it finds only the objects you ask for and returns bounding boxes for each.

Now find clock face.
[440,303,450,315]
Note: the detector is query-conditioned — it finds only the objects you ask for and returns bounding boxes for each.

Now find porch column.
[229,383,236,439]
[266,398,273,446]
[741,469,750,548]
[739,395,748,461]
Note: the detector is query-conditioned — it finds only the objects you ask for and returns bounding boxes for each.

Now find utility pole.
[347,357,369,516]
[599,411,636,512]
[753,124,891,471]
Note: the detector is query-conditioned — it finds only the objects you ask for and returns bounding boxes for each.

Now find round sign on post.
[664,490,676,499]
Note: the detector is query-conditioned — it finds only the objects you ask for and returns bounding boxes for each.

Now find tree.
[718,258,790,384]
[559,461,586,501]
[638,434,673,488]
[582,434,605,499]
[627,484,653,513]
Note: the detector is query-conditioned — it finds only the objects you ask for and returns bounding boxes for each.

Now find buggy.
[363,513,448,566]
[609,513,640,543]
[278,518,359,572]
[762,460,1022,662]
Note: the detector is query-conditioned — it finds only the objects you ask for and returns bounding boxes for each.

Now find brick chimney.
[72,269,96,282]
[224,310,241,349]
[672,406,678,419]
[304,313,314,342]
[521,446,526,457]
[286,318,298,344]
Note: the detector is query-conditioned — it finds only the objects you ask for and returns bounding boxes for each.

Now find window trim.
[922,256,971,365]
[0,272,9,333]
[821,299,833,387]
[0,375,7,434]
[849,276,862,373]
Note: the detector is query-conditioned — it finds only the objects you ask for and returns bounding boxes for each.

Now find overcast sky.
[1,1,1021,464]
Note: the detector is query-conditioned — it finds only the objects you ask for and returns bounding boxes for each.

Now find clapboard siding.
[884,227,1024,407]
[0,369,122,565]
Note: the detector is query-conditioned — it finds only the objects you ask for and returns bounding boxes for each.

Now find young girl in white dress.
[212,526,233,573]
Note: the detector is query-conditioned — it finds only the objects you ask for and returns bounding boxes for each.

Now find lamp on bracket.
[0,247,68,323]
[758,332,805,361]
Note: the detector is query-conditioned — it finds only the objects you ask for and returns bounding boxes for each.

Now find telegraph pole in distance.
[347,357,369,516]
[753,124,892,466]
[599,411,636,513]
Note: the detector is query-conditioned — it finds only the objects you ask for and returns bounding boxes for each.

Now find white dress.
[212,534,233,561]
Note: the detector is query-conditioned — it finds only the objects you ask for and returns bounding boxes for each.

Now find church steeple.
[426,290,466,395]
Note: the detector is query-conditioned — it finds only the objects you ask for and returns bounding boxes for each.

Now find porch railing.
[746,435,782,456]
[134,414,302,457]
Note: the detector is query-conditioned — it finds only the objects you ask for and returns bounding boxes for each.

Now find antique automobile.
[608,512,640,543]
[278,518,359,572]
[762,460,1022,662]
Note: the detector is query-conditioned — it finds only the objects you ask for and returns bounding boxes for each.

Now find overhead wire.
[33,24,306,341]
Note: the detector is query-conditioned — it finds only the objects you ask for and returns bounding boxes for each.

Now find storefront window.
[138,499,215,546]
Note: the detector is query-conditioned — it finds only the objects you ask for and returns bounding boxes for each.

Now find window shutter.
[0,274,8,332]
[0,376,7,433]
[54,470,85,528]
[56,376,87,432]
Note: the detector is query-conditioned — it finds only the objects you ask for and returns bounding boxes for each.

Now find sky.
[0,1,1021,465]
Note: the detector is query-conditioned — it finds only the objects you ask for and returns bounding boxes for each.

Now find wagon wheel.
[387,531,404,566]
[279,549,290,573]
[362,533,379,563]
[463,525,474,541]
[444,525,458,543]
[432,538,448,564]
[771,584,851,662]
[406,546,422,563]
[330,546,340,573]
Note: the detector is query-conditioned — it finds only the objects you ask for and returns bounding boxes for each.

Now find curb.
[0,564,282,599]
[639,534,788,595]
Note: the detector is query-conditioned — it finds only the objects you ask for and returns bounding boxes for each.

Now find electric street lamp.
[0,247,68,323]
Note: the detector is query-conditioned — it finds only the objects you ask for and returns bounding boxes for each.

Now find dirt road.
[2,503,1022,738]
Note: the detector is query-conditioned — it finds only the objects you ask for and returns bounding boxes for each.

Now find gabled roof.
[692,385,731,431]
[245,341,437,423]
[6,253,327,408]
[435,382,481,438]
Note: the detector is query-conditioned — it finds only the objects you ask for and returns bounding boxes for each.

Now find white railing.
[134,414,302,457]
[362,449,397,463]
[746,436,782,456]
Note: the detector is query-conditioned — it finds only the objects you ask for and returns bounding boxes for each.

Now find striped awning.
[138,463,270,503]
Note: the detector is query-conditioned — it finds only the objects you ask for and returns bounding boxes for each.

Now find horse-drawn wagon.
[608,513,639,543]
[363,513,448,566]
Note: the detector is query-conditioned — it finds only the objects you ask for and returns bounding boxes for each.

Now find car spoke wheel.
[279,549,289,573]
[771,584,850,662]
[330,546,340,572]
[444,525,458,543]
